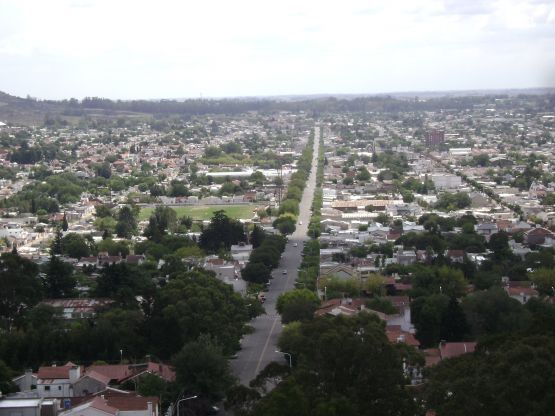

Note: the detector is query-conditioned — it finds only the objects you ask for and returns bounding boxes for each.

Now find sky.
[0,0,554,100]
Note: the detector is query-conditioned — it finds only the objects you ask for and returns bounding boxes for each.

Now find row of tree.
[241,235,287,284]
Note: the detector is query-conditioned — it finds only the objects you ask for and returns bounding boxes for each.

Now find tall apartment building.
[425,130,445,147]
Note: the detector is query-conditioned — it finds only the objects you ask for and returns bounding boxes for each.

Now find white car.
[293,242,298,247]
[282,270,287,275]
[299,221,303,225]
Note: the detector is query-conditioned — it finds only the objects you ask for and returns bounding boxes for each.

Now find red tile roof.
[439,342,477,359]
[386,325,420,347]
[86,365,133,383]
[105,396,159,411]
[37,362,79,380]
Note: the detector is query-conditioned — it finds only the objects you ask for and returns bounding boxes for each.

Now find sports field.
[139,204,261,221]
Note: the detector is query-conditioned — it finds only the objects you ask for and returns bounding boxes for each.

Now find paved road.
[231,126,320,385]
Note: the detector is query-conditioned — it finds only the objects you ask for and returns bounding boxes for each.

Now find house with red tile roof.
[37,362,83,398]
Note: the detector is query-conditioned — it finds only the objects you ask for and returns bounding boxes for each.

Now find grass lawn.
[139,204,261,221]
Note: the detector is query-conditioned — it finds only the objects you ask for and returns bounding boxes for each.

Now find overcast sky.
[0,0,554,100]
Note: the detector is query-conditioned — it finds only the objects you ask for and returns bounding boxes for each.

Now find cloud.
[0,0,553,99]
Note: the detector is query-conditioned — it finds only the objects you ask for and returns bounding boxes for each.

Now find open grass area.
[139,204,261,221]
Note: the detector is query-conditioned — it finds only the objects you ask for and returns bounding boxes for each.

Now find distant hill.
[1,88,554,126]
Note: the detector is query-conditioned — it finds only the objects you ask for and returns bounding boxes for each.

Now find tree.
[376,213,390,225]
[273,216,296,235]
[144,206,178,242]
[366,297,398,314]
[61,233,91,259]
[355,167,371,181]
[97,239,130,257]
[241,262,271,284]
[276,289,320,324]
[434,192,471,211]
[95,263,155,308]
[250,225,266,249]
[0,253,41,330]
[95,205,113,218]
[462,288,531,337]
[42,254,76,298]
[278,199,299,216]
[136,373,172,407]
[440,297,469,342]
[146,270,251,358]
[252,313,416,415]
[199,210,246,252]
[411,294,449,347]
[116,205,138,238]
[530,268,555,295]
[173,335,234,402]
[0,360,18,394]
[51,227,63,255]
[62,212,68,231]
[424,336,555,416]
[412,266,468,298]
[95,162,112,179]
[488,231,512,260]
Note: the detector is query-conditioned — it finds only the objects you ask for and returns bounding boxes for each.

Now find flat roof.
[0,399,42,408]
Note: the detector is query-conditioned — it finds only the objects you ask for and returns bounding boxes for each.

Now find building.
[36,363,82,398]
[40,299,114,320]
[430,174,461,190]
[0,398,59,416]
[425,130,444,147]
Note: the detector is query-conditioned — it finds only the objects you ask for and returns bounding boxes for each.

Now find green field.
[139,204,261,221]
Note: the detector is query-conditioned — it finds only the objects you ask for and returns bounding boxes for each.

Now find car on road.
[299,221,303,225]
[282,269,287,275]
[293,242,298,247]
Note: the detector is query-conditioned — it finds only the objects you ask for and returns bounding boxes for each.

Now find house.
[525,226,555,246]
[445,250,465,263]
[430,174,461,190]
[505,285,539,304]
[36,362,82,398]
[475,222,498,239]
[230,243,252,261]
[0,398,59,416]
[41,299,114,320]
[67,391,159,416]
[71,371,111,397]
[386,325,419,347]
[12,369,38,392]
[396,250,416,266]
[60,397,118,416]
[319,263,360,280]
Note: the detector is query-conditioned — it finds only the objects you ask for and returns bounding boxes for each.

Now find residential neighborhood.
[0,92,554,416]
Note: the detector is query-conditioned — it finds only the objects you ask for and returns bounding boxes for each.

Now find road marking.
[254,314,280,374]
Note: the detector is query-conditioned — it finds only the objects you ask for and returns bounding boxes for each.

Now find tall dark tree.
[199,210,246,252]
[173,335,234,402]
[51,227,63,255]
[43,254,77,298]
[95,263,156,309]
[440,297,469,342]
[250,225,266,249]
[116,205,137,238]
[144,206,177,242]
[0,253,41,330]
[62,212,69,231]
